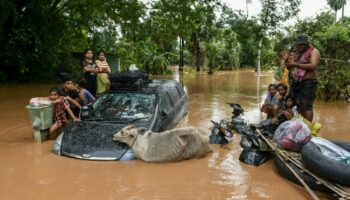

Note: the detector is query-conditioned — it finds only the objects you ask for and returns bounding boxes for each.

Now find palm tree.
[327,0,344,18]
[341,0,347,21]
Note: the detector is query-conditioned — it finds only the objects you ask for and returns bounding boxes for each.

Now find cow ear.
[137,128,146,135]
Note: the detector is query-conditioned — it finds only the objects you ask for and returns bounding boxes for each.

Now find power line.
[320,58,350,64]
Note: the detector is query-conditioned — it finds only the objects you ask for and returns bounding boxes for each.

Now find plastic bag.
[311,137,350,162]
[239,148,272,166]
[273,119,311,152]
[292,113,322,136]
[29,97,51,107]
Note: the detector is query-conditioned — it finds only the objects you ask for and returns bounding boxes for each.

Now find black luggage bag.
[110,70,150,90]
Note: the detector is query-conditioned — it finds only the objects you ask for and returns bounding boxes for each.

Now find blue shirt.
[82,89,96,105]
[264,93,279,106]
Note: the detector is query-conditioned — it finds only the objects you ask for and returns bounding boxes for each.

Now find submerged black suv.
[52,77,188,161]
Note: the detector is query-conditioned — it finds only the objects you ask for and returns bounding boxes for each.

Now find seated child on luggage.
[49,87,80,139]
[282,95,296,120]
[276,83,288,111]
[261,84,278,119]
[77,80,96,106]
[272,95,297,125]
[271,83,288,125]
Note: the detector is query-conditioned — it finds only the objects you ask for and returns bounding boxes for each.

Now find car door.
[158,90,175,131]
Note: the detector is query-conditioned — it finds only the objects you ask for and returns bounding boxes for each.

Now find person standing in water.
[286,35,320,122]
[95,51,111,96]
[82,49,98,97]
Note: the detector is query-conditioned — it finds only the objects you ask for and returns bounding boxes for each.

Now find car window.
[168,86,181,105]
[160,93,172,114]
[92,93,156,120]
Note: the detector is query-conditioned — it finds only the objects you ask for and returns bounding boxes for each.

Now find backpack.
[110,70,150,91]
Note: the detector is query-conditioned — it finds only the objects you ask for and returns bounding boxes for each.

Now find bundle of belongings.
[273,119,311,152]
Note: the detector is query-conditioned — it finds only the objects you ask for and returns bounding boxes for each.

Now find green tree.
[257,0,301,74]
[0,0,147,82]
[327,0,347,20]
[217,6,262,67]
[150,0,198,71]
[188,0,221,71]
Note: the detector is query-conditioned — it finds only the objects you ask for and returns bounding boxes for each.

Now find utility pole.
[257,39,262,76]
[179,37,184,71]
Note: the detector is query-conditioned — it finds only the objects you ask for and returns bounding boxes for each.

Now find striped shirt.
[96,60,110,76]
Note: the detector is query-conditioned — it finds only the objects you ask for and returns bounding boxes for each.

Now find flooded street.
[0,70,349,200]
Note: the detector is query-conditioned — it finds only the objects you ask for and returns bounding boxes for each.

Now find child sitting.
[272,95,297,125]
[282,95,297,120]
[77,80,96,119]
[276,83,288,111]
[60,77,81,116]
[49,87,80,139]
[77,80,96,106]
[261,84,279,119]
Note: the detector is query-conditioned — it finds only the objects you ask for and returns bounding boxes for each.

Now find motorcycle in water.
[227,102,272,166]
[209,120,233,145]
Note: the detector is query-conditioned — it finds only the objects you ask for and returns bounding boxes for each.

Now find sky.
[222,0,350,23]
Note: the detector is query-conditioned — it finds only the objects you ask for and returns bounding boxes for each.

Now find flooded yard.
[0,70,349,200]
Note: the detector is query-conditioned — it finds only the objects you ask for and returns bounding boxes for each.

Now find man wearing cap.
[286,35,320,122]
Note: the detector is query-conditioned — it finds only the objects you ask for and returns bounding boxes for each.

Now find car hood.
[60,119,150,160]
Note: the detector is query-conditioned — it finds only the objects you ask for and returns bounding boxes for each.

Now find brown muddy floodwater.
[0,70,349,200]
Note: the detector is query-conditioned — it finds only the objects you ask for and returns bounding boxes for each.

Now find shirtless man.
[286,35,320,122]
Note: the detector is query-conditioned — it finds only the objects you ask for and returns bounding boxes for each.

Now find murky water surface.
[0,70,349,200]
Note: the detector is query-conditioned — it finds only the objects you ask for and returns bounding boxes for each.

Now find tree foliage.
[274,12,350,100]
[0,0,348,93]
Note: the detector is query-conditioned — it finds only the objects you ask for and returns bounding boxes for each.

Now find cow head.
[113,125,138,146]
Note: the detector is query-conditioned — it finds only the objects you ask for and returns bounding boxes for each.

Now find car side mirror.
[161,110,168,119]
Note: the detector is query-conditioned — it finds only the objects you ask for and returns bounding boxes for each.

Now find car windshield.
[92,93,156,121]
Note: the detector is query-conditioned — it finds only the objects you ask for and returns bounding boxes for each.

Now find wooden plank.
[275,153,320,200]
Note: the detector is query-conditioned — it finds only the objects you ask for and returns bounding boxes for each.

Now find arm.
[103,58,111,73]
[105,63,111,73]
[94,64,101,73]
[84,66,95,73]
[283,110,293,120]
[100,67,110,73]
[287,49,320,71]
[296,49,320,71]
[82,61,96,73]
[65,96,81,109]
[79,90,85,103]
[83,90,96,105]
[65,106,80,123]
[97,61,110,73]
